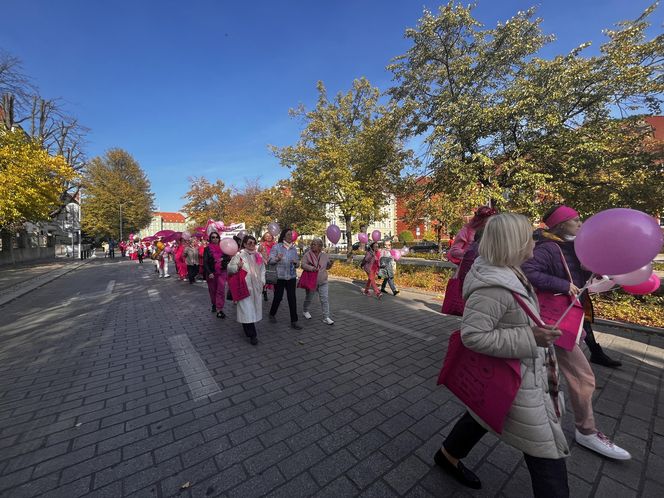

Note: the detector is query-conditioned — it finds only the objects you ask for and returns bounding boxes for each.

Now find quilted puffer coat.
[461,256,569,459]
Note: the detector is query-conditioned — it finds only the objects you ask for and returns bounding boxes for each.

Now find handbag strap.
[554,244,573,284]
[511,292,546,327]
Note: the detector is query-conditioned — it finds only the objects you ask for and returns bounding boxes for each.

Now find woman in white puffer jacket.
[433,213,570,498]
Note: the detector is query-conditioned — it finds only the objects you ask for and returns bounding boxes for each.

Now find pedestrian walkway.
[0,259,662,497]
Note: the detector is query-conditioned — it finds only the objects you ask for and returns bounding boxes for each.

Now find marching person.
[379,239,399,296]
[228,235,266,345]
[268,228,302,330]
[203,231,230,317]
[522,204,629,461]
[301,238,335,325]
[361,241,382,298]
[448,206,496,264]
[435,213,570,496]
[184,239,199,284]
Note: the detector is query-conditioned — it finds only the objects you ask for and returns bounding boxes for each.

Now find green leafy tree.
[272,78,412,258]
[389,1,663,220]
[81,149,154,239]
[257,179,327,237]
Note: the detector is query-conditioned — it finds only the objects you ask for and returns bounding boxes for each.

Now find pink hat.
[544,205,579,228]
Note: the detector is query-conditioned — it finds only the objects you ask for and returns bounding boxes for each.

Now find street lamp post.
[119,203,123,242]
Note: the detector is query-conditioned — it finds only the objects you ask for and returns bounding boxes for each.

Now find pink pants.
[555,344,596,434]
[364,271,381,296]
[206,271,228,309]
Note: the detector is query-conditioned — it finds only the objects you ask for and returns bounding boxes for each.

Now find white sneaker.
[323,317,334,325]
[164,274,171,278]
[303,311,312,319]
[575,430,631,460]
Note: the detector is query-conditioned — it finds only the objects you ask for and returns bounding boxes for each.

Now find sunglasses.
[210,236,219,239]
[245,240,256,245]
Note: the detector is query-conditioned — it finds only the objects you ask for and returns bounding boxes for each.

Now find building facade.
[141,212,187,236]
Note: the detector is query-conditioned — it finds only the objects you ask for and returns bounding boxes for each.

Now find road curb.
[0,259,93,307]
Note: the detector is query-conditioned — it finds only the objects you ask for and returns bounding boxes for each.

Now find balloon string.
[552,275,594,328]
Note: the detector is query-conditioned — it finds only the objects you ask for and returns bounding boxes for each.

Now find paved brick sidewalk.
[0,259,662,497]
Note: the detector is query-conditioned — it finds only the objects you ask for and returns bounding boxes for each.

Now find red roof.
[645,116,664,141]
[154,212,185,223]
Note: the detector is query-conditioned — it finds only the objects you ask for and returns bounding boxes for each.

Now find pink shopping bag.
[441,278,465,316]
[297,270,318,291]
[228,269,250,301]
[536,292,584,351]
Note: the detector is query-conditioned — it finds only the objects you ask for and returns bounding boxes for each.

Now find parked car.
[408,240,439,253]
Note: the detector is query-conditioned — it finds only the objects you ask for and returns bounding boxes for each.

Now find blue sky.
[2,0,659,212]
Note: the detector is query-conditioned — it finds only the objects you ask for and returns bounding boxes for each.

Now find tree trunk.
[344,214,353,262]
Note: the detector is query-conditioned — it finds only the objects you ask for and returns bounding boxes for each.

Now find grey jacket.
[461,257,569,460]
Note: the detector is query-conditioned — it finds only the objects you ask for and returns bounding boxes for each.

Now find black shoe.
[211,305,216,313]
[393,290,400,296]
[291,322,302,330]
[590,349,622,368]
[216,311,226,319]
[250,337,258,345]
[433,449,481,490]
[269,315,277,323]
[263,290,268,301]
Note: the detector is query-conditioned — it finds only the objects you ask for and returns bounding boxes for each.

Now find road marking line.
[148,288,159,302]
[339,309,435,341]
[168,334,221,400]
[105,280,115,294]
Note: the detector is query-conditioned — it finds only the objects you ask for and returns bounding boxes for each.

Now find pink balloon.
[575,209,663,275]
[611,264,653,286]
[164,246,172,253]
[371,230,381,242]
[400,246,409,255]
[268,222,281,236]
[181,231,191,241]
[358,233,368,244]
[391,249,401,261]
[291,230,298,242]
[622,273,660,295]
[220,238,238,256]
[326,224,341,244]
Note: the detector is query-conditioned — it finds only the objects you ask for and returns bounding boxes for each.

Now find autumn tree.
[225,179,268,235]
[257,179,327,236]
[389,1,663,220]
[0,129,76,229]
[81,149,154,239]
[272,78,412,258]
[181,176,232,227]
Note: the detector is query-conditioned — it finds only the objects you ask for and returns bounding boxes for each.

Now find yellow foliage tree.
[0,129,76,229]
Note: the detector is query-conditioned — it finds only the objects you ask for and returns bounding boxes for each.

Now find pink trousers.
[206,271,228,309]
[555,344,596,434]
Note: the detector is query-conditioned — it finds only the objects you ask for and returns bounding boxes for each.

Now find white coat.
[228,249,266,324]
[461,256,569,460]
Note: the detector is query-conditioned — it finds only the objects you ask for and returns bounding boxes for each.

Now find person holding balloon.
[159,244,172,278]
[361,241,382,298]
[259,231,277,301]
[268,228,302,330]
[203,231,233,318]
[522,204,631,461]
[378,240,399,296]
[301,238,335,325]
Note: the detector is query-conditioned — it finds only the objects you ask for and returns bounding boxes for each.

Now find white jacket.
[228,250,266,324]
[461,257,569,459]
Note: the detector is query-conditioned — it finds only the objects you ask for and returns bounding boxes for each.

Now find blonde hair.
[479,213,533,267]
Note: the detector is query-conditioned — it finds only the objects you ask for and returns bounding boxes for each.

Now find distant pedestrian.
[268,228,302,330]
[108,239,116,259]
[159,245,171,278]
[379,240,399,296]
[203,231,230,317]
[228,235,266,345]
[184,239,199,284]
[137,244,144,264]
[175,238,187,281]
[259,232,276,302]
[360,241,381,298]
[301,238,335,325]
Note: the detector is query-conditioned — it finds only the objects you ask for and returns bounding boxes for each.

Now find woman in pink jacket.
[448,206,496,264]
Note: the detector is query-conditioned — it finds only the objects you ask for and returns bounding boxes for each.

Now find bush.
[398,230,414,243]
[594,291,664,328]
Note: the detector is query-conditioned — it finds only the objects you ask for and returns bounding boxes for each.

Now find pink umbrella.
[155,229,175,238]
[163,232,179,243]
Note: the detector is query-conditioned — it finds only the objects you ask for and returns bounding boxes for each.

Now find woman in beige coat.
[434,213,570,497]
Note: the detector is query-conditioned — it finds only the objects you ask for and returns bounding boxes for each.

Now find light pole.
[119,203,123,242]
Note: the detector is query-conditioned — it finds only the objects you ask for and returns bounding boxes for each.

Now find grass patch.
[328,261,664,328]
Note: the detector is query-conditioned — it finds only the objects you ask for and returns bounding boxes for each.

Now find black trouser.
[109,248,115,258]
[381,276,397,293]
[269,278,298,322]
[242,323,257,338]
[187,264,198,283]
[443,411,569,498]
[138,254,143,264]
